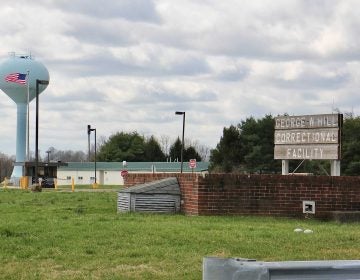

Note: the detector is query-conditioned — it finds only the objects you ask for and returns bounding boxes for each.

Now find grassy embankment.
[0,188,359,279]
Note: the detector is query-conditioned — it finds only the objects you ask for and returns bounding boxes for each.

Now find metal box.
[203,257,360,280]
[118,177,181,214]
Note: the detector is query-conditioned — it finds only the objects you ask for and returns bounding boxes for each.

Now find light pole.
[87,124,91,161]
[35,79,49,186]
[175,111,185,173]
[87,125,97,184]
[94,128,97,184]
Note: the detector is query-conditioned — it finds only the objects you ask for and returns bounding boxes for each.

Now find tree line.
[0,132,206,180]
[95,132,204,162]
[209,114,360,175]
[37,133,206,163]
[2,114,359,180]
[0,131,210,181]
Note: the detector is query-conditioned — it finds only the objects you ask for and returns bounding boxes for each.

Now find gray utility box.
[118,177,181,214]
[203,257,360,280]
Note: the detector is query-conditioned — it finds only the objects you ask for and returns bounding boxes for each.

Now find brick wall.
[124,173,360,218]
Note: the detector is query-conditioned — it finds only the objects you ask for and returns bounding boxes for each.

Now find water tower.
[0,52,49,181]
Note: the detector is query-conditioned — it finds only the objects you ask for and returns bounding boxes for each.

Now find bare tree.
[196,144,210,162]
[44,147,87,162]
[97,135,107,149]
[0,152,14,181]
[159,135,171,157]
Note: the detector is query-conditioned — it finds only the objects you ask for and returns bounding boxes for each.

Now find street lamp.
[34,79,49,186]
[175,111,185,173]
[87,125,97,184]
[87,124,91,161]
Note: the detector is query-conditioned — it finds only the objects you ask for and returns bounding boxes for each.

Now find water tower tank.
[0,52,49,180]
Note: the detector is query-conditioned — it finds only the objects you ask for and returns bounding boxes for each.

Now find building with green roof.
[57,161,209,185]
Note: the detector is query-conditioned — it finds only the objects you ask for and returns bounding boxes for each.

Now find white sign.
[274,145,339,160]
[274,128,339,145]
[275,114,340,130]
[274,114,342,160]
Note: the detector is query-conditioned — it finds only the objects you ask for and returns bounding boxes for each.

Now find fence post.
[71,177,75,192]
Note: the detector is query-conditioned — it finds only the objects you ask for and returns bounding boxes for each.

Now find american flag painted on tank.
[4,73,27,85]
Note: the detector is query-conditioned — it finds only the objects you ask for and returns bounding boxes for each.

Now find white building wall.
[57,170,124,185]
[103,171,124,185]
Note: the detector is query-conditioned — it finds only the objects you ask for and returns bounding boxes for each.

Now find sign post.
[274,114,343,176]
[282,160,289,175]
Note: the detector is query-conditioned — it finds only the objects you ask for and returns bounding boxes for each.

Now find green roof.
[58,161,209,172]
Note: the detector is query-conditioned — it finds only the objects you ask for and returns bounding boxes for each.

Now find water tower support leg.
[11,103,27,181]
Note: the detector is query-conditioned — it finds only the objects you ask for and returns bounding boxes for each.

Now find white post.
[282,160,289,175]
[331,160,341,176]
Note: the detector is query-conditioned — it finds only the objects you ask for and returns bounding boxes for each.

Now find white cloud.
[1,0,360,157]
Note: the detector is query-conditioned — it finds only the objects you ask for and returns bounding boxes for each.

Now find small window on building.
[66,176,71,180]
[90,176,95,180]
[78,176,83,180]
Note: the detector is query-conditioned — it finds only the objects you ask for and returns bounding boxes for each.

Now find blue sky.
[1,0,359,157]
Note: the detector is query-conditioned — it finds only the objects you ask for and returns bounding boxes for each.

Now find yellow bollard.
[71,178,75,192]
[2,177,8,189]
[54,178,58,190]
[24,176,29,190]
[20,176,24,189]
[92,183,99,189]
[20,176,27,189]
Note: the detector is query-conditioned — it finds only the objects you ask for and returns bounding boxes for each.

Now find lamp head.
[36,79,49,85]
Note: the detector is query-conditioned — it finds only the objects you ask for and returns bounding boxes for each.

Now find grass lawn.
[0,188,359,279]
[54,184,123,191]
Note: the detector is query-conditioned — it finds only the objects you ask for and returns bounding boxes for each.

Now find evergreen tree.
[144,136,166,162]
[97,132,146,162]
[210,115,281,173]
[169,137,203,162]
[209,125,242,172]
[169,137,182,162]
[240,115,279,173]
[184,146,202,161]
[341,116,360,175]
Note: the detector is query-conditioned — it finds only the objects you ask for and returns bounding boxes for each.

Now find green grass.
[55,184,123,191]
[0,189,359,279]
